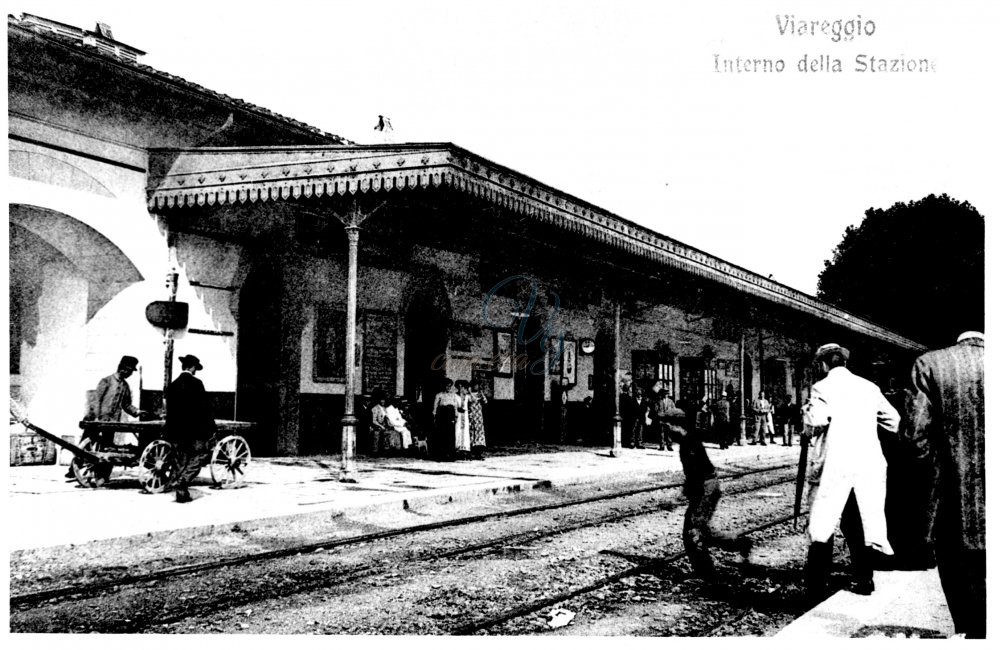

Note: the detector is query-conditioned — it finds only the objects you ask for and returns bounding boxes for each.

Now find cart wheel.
[210,435,251,488]
[72,438,113,488]
[138,439,175,494]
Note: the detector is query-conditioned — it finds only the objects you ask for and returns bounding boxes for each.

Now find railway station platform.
[6,442,798,552]
[776,569,956,639]
[8,440,962,638]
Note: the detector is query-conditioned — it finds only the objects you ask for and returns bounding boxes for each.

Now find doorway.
[235,260,282,455]
[513,315,546,442]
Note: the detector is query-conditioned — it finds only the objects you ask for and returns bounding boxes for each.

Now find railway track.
[12,463,798,633]
[449,509,809,635]
[11,461,795,610]
[699,519,819,638]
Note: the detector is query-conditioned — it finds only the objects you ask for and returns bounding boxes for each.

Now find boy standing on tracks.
[667,402,753,578]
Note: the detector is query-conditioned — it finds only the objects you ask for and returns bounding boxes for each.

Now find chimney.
[18,13,146,63]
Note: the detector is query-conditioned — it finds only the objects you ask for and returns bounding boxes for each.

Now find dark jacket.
[679,432,716,494]
[711,397,731,424]
[902,336,984,550]
[620,391,644,428]
[166,371,217,444]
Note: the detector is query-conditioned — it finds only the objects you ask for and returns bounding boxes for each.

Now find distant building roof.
[9,13,352,145]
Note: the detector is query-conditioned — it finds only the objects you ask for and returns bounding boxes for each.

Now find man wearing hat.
[801,343,900,598]
[84,355,146,423]
[711,391,733,449]
[166,354,217,503]
[72,355,149,478]
[749,391,774,445]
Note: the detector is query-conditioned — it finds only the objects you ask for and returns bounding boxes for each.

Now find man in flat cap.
[73,355,149,478]
[801,343,900,598]
[166,354,217,503]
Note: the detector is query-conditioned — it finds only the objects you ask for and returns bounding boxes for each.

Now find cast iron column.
[738,331,745,443]
[758,327,765,398]
[610,300,622,457]
[333,201,384,482]
[339,224,361,482]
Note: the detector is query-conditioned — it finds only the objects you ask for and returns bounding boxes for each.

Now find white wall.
[18,260,89,436]
[8,147,247,426]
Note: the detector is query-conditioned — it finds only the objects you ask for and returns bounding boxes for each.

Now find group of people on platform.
[431,378,489,461]
[367,378,491,461]
[675,334,984,640]
[620,382,804,451]
[621,381,678,450]
[368,390,416,455]
[747,391,802,446]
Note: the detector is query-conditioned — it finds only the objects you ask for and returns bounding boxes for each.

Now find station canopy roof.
[147,143,924,352]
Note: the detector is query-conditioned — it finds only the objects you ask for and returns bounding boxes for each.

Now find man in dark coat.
[901,331,985,638]
[167,354,216,503]
[622,382,647,449]
[711,391,733,449]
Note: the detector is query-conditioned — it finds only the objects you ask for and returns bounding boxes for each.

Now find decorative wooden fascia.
[146,145,923,352]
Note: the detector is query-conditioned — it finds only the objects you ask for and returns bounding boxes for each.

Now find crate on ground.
[10,432,57,466]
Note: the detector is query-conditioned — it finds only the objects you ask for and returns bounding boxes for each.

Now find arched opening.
[512,314,546,443]
[9,222,85,391]
[9,204,143,320]
[403,269,451,428]
[764,357,790,403]
[9,205,143,432]
[590,323,617,445]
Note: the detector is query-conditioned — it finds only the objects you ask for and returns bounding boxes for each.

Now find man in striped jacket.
[902,331,985,639]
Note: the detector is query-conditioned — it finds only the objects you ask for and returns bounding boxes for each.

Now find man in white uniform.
[802,343,900,598]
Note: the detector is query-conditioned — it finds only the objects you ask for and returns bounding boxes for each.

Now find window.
[703,367,720,399]
[632,350,674,396]
[313,306,346,382]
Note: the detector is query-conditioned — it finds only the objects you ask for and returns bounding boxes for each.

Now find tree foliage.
[817,194,984,348]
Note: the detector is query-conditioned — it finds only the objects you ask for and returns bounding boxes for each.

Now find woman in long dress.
[468,379,489,459]
[431,379,460,461]
[454,380,472,458]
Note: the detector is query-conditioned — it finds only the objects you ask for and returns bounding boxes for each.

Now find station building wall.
[8,133,810,456]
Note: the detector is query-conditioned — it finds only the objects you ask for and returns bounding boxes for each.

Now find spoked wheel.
[72,437,113,488]
[138,439,175,494]
[210,435,251,488]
